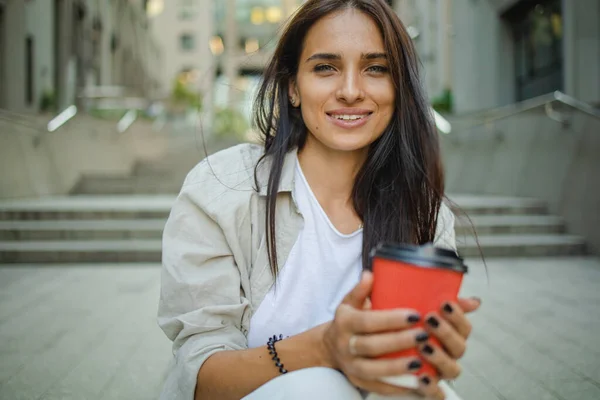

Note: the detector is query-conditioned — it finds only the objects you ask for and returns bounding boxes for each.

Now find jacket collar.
[256,147,298,196]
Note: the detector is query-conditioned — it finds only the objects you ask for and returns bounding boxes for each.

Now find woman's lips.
[326,112,373,129]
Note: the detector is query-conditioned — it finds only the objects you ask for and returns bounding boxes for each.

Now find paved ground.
[0,257,599,400]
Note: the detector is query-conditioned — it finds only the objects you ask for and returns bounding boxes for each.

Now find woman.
[158,1,480,399]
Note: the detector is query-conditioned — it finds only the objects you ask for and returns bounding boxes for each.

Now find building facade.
[148,0,304,126]
[392,0,453,107]
[391,0,600,113]
[452,0,600,112]
[0,0,161,114]
[148,0,214,102]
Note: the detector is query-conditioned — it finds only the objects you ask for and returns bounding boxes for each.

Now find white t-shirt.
[247,161,363,348]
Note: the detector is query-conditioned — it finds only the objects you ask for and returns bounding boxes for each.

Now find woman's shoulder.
[179,143,265,209]
[434,200,457,251]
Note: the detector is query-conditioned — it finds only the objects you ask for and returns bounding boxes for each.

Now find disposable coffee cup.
[369,243,468,389]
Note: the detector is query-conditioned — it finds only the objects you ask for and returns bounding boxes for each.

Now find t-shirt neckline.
[295,160,363,239]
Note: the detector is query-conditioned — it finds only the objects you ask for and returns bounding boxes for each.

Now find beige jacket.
[158,143,457,399]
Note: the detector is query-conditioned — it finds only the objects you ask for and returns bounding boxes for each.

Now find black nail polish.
[443,303,454,314]
[427,316,440,328]
[416,332,429,343]
[421,344,434,355]
[421,376,431,385]
[407,314,421,324]
[408,360,422,370]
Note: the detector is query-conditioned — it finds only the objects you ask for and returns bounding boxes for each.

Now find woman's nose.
[336,71,365,104]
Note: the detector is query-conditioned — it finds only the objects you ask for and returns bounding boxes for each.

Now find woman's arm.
[158,163,255,400]
[196,324,332,400]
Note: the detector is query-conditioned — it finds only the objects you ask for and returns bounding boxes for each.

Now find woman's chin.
[324,136,377,153]
[307,128,381,153]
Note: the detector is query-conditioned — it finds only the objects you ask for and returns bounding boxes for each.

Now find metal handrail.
[451,91,600,130]
[0,106,79,134]
[0,109,46,135]
[432,108,451,134]
[47,105,78,132]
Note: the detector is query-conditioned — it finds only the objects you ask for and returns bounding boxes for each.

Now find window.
[505,0,563,101]
[178,0,197,20]
[26,36,34,106]
[180,34,195,51]
[0,4,4,108]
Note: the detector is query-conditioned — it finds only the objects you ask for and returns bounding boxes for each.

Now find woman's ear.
[288,80,300,107]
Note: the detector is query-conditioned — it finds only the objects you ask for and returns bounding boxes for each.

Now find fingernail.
[443,303,454,314]
[421,376,431,385]
[407,314,421,324]
[427,316,440,328]
[416,332,429,343]
[421,344,434,355]
[471,296,482,304]
[408,360,422,370]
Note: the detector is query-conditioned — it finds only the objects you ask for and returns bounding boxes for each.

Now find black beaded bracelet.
[267,334,288,374]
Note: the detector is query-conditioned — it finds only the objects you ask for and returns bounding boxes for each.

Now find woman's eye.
[313,64,335,73]
[367,65,389,74]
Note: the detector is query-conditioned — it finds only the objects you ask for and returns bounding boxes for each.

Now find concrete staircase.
[0,194,586,264]
[70,135,241,195]
[451,195,586,257]
[0,196,169,263]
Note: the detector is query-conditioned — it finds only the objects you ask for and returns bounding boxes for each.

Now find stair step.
[448,195,547,215]
[0,234,586,264]
[0,194,589,262]
[457,234,586,258]
[0,240,162,263]
[0,196,173,220]
[0,216,564,240]
[0,220,165,240]
[455,215,564,235]
[73,176,184,195]
[1,196,549,221]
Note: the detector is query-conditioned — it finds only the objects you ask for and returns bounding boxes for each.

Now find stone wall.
[0,115,167,199]
[441,107,600,255]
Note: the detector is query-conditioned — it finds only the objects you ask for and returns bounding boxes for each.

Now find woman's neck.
[297,136,367,208]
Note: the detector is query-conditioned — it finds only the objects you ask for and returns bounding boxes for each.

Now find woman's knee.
[244,367,363,400]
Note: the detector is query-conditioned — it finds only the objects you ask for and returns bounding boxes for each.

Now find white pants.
[242,368,462,400]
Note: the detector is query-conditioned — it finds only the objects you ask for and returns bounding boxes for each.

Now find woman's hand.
[321,271,480,399]
[322,271,432,397]
[415,298,480,398]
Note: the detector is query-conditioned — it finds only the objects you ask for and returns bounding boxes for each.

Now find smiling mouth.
[326,112,373,121]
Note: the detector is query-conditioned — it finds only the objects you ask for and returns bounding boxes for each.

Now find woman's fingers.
[341,271,374,308]
[417,375,445,400]
[440,301,473,339]
[457,297,481,314]
[419,343,462,380]
[347,356,424,381]
[348,328,429,357]
[424,312,467,359]
[363,297,372,310]
[336,304,421,334]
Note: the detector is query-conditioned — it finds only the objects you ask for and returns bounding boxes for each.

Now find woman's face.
[290,8,396,154]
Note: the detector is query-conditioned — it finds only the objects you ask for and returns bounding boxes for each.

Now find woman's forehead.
[301,9,386,56]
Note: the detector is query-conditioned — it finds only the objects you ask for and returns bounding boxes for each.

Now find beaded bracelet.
[267,334,288,374]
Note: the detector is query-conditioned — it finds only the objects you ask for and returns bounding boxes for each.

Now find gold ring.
[349,335,359,356]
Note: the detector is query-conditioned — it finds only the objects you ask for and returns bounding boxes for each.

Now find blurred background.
[0,1,599,399]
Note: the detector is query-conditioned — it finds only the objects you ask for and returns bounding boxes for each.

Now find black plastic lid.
[371,242,468,273]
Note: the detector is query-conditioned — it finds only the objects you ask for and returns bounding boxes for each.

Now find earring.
[290,97,296,106]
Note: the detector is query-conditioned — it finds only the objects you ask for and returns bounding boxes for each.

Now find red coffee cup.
[370,243,468,389]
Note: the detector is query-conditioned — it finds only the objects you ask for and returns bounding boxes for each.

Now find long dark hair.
[253,0,444,279]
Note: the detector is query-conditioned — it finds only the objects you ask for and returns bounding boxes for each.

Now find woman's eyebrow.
[305,52,388,62]
[306,53,341,62]
[362,52,387,60]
